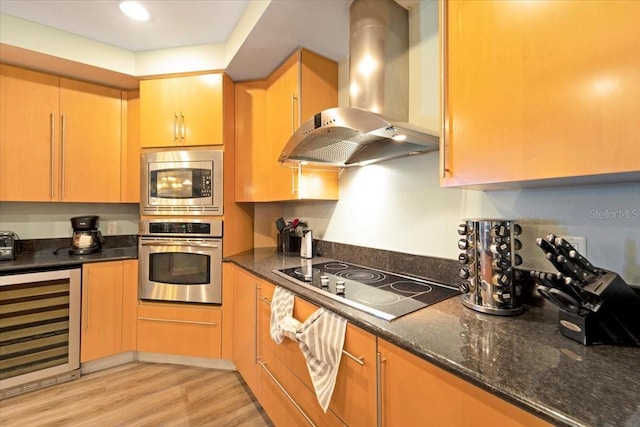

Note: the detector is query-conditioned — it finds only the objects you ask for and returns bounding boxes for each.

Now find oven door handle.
[140,241,220,249]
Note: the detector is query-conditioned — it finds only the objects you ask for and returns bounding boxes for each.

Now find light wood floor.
[0,362,273,427]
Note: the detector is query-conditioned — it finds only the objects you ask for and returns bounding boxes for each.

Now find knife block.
[556,271,640,346]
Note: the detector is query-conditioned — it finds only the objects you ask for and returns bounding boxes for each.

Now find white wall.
[254,0,640,286]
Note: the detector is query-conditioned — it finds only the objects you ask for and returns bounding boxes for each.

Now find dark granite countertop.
[0,236,137,273]
[226,248,640,427]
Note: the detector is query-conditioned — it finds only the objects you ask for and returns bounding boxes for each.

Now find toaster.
[0,231,18,261]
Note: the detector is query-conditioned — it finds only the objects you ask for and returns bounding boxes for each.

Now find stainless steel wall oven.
[139,219,223,304]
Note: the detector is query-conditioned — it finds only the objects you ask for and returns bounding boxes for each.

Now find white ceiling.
[0,0,352,81]
[0,0,251,52]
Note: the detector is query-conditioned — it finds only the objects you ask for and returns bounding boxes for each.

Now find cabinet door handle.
[137,317,217,326]
[83,270,89,332]
[440,0,449,179]
[342,350,365,366]
[180,113,185,142]
[173,113,179,142]
[291,93,298,134]
[60,114,66,199]
[254,283,259,365]
[140,241,220,249]
[50,112,56,199]
[258,295,272,305]
[376,351,384,427]
[259,359,316,427]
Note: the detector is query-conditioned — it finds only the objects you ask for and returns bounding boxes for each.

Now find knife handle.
[555,237,600,276]
[568,249,600,275]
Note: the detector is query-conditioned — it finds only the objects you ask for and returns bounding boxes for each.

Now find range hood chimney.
[278,0,439,167]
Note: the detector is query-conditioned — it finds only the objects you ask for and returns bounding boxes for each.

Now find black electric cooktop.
[273,261,459,321]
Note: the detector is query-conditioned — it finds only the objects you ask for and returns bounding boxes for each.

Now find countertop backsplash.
[14,235,138,256]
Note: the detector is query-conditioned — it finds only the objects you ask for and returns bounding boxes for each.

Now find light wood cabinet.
[80,260,137,362]
[235,49,339,202]
[0,64,122,202]
[0,65,59,201]
[121,260,138,352]
[232,265,261,395]
[441,0,640,189]
[257,279,376,426]
[137,302,222,358]
[377,338,549,427]
[234,267,550,426]
[81,261,124,362]
[59,78,122,202]
[121,90,140,203]
[140,73,224,147]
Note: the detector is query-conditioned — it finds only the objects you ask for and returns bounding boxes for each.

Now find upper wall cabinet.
[441,0,640,189]
[235,49,339,202]
[0,65,122,202]
[140,73,223,147]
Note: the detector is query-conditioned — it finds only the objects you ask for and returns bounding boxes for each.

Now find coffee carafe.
[70,216,103,255]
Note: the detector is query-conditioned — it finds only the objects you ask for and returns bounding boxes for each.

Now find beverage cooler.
[0,268,81,399]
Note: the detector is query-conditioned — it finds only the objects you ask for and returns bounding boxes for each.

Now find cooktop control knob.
[494,273,510,286]
[335,280,345,294]
[459,268,470,280]
[304,273,312,282]
[320,275,329,288]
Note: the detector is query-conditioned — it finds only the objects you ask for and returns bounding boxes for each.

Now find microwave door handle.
[140,242,220,249]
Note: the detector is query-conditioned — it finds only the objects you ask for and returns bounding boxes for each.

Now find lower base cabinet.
[137,302,222,358]
[377,339,550,426]
[256,278,376,427]
[232,266,548,426]
[231,266,261,395]
[80,260,137,363]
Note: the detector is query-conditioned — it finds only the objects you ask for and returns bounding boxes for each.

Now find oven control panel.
[140,219,223,238]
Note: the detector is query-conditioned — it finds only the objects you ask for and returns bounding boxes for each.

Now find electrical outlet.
[564,236,587,257]
[107,221,117,235]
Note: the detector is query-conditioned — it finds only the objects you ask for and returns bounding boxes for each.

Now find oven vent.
[1,370,80,400]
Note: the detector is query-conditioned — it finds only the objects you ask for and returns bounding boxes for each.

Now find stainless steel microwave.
[141,149,223,215]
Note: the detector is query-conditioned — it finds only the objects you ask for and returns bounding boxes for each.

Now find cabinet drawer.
[259,283,377,426]
[260,344,345,427]
[137,302,221,358]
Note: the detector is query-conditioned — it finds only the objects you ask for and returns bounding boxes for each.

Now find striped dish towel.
[270,287,301,343]
[296,307,347,412]
[269,286,347,412]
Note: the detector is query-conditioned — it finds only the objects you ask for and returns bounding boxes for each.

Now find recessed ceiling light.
[119,1,150,22]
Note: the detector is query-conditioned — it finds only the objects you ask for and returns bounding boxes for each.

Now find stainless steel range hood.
[278,0,439,167]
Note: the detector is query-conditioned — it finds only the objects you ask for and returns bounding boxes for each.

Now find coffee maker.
[70,216,103,255]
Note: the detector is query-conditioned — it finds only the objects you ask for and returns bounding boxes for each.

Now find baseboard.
[80,351,236,374]
[137,352,236,371]
[81,352,137,374]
